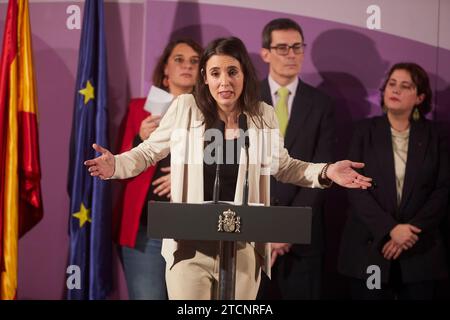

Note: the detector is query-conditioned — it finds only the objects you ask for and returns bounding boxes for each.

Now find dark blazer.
[261,78,335,255]
[338,116,449,283]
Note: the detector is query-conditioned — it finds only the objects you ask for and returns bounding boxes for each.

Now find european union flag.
[67,0,111,300]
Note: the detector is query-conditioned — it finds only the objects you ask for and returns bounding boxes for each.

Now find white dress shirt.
[391,127,410,205]
[268,75,299,118]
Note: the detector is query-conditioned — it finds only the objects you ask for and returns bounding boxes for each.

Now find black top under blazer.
[338,115,449,283]
[261,78,335,256]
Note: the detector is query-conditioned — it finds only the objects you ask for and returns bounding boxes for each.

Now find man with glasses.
[258,18,335,300]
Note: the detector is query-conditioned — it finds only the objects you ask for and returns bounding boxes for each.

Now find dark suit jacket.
[338,116,449,283]
[261,78,335,256]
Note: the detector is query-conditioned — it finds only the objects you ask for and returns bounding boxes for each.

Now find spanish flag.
[0,0,43,300]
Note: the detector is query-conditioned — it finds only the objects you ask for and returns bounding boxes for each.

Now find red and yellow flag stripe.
[0,0,19,301]
[0,0,43,300]
[17,0,43,238]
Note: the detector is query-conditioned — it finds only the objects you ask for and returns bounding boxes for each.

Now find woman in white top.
[85,37,371,299]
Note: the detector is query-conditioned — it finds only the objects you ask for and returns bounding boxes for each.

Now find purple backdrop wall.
[0,0,448,299]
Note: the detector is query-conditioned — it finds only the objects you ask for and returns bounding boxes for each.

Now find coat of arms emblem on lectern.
[218,209,241,233]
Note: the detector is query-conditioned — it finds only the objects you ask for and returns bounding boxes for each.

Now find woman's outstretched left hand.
[327,160,372,189]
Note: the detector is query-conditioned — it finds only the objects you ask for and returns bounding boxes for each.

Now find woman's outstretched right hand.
[84,143,115,180]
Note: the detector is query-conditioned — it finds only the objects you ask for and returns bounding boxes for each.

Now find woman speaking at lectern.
[85,36,371,299]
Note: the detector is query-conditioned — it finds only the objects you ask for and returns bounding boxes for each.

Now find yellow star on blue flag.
[68,0,111,300]
[79,80,95,104]
[72,202,92,228]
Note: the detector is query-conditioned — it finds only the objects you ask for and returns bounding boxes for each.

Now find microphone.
[238,114,250,206]
[213,120,225,204]
[238,113,249,148]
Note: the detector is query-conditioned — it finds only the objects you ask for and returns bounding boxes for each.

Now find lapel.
[284,80,313,150]
[174,100,205,204]
[260,78,273,106]
[399,119,428,210]
[261,78,313,150]
[373,116,398,212]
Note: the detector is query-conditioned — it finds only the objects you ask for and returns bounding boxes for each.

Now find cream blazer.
[112,94,326,275]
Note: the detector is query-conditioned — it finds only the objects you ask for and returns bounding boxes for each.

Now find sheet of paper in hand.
[143,85,174,115]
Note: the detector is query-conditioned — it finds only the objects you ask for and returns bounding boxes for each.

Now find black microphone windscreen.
[238,114,250,148]
[210,119,225,145]
[218,119,225,135]
[238,113,248,132]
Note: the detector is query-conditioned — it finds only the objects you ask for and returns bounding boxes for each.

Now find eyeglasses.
[269,43,307,55]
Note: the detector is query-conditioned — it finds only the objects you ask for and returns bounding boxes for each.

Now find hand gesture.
[382,239,404,260]
[84,143,115,180]
[389,224,421,248]
[139,115,161,140]
[270,242,292,267]
[152,166,171,199]
[326,160,372,189]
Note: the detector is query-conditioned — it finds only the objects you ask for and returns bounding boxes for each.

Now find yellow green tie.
[275,87,289,136]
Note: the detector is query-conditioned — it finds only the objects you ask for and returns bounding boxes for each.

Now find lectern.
[148,202,312,299]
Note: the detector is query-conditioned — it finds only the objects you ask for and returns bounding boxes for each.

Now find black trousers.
[349,261,435,300]
[257,253,322,300]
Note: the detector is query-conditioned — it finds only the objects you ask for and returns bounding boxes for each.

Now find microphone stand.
[218,134,236,300]
[208,122,235,300]
[212,121,224,205]
[213,148,221,205]
[242,136,250,207]
[218,116,249,300]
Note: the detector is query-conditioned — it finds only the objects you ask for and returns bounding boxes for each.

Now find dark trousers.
[349,261,435,300]
[257,253,322,300]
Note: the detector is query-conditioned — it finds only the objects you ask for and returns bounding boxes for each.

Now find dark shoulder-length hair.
[152,38,203,91]
[380,62,432,117]
[194,37,261,129]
